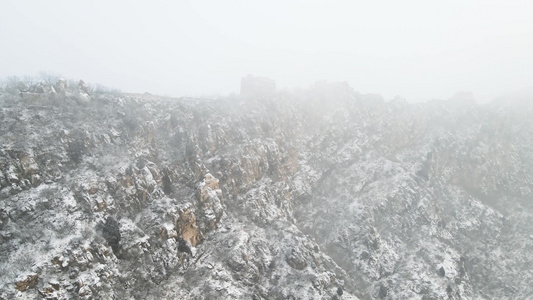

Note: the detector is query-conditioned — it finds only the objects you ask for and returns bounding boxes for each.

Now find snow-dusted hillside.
[0,79,532,299]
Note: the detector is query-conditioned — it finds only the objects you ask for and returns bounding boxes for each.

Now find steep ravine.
[0,81,532,299]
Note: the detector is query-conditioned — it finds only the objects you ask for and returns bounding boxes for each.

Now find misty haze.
[1,1,532,299]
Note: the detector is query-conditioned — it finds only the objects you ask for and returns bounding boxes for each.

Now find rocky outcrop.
[54,78,68,94]
[15,274,38,292]
[197,173,224,231]
[78,80,89,95]
[175,203,202,246]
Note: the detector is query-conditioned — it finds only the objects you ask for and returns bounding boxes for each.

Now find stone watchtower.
[240,74,276,97]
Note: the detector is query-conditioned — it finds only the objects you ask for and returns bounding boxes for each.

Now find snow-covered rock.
[0,79,532,299]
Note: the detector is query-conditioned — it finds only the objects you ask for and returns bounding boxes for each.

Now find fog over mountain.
[1,1,533,102]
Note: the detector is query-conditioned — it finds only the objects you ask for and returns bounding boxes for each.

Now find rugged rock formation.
[78,80,89,95]
[0,79,532,299]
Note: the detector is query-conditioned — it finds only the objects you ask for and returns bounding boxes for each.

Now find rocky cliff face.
[0,80,531,299]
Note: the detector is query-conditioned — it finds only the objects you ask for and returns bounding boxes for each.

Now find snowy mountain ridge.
[0,79,532,299]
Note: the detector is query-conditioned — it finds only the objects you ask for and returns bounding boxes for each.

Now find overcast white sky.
[1,0,532,102]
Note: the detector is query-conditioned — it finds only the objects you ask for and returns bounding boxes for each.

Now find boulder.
[438,266,446,277]
[286,248,307,270]
[15,273,38,291]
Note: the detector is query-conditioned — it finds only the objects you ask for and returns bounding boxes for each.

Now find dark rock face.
[446,285,453,295]
[1,79,532,299]
[0,209,8,230]
[378,285,388,299]
[67,138,86,164]
[177,238,192,256]
[103,217,121,254]
[337,286,344,296]
[162,171,172,195]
